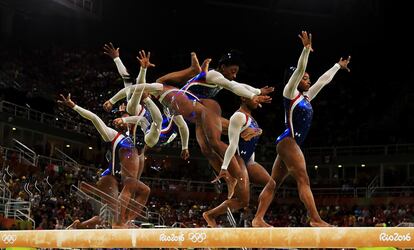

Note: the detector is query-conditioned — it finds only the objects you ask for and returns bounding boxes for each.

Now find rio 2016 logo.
[379,233,411,242]
[2,234,17,244]
[159,233,185,242]
[188,232,207,243]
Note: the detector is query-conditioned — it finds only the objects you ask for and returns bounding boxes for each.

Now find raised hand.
[252,95,272,105]
[338,56,351,72]
[260,86,275,96]
[299,31,313,52]
[241,127,262,141]
[103,42,120,59]
[57,93,75,108]
[137,50,155,69]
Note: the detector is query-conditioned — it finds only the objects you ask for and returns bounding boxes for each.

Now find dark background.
[1,0,412,146]
[0,0,387,76]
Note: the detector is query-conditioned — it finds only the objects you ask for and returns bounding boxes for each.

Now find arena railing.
[269,186,358,198]
[70,184,115,228]
[0,100,96,136]
[142,177,218,193]
[171,222,188,228]
[258,185,413,198]
[2,143,414,199]
[0,146,20,200]
[397,222,414,227]
[12,138,37,167]
[142,177,414,198]
[4,200,33,228]
[4,100,414,156]
[1,100,200,148]
[14,209,35,229]
[54,147,78,166]
[302,144,414,157]
[257,143,414,160]
[147,211,165,226]
[366,186,414,197]
[367,176,380,197]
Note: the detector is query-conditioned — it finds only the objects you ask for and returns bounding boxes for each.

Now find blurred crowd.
[148,197,414,228]
[1,147,413,230]
[0,147,96,230]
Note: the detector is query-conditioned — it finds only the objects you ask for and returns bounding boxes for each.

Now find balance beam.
[1,227,413,248]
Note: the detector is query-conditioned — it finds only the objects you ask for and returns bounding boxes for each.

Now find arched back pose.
[156,51,274,199]
[106,62,271,222]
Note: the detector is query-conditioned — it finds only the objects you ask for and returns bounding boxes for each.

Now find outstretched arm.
[206,70,272,104]
[238,84,275,97]
[103,42,131,80]
[238,83,261,96]
[104,43,121,68]
[105,83,164,112]
[127,50,157,114]
[107,87,128,108]
[221,112,245,170]
[58,94,118,142]
[206,70,259,99]
[104,42,136,105]
[283,31,312,99]
[306,56,351,101]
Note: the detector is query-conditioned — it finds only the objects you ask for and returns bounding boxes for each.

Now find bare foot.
[66,219,80,229]
[190,52,201,75]
[202,212,217,228]
[200,58,212,73]
[226,175,237,199]
[252,217,272,227]
[310,220,333,227]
